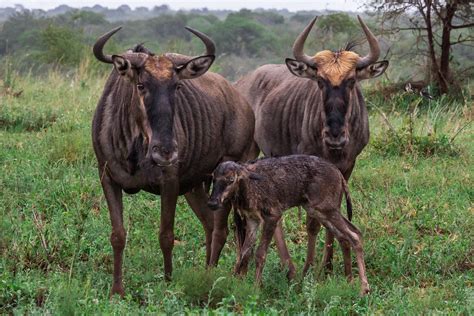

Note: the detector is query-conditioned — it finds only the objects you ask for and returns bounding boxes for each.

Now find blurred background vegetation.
[0,3,473,97]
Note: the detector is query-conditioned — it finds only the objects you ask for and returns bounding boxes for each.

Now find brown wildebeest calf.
[207,155,369,296]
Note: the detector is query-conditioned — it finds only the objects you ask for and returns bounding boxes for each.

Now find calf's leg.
[185,185,214,265]
[340,240,353,281]
[234,217,259,277]
[101,174,126,297]
[209,203,231,266]
[273,220,297,280]
[316,210,369,296]
[255,213,281,285]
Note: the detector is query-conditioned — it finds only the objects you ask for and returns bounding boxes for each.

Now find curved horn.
[185,26,216,56]
[356,16,380,69]
[166,27,216,66]
[93,26,122,64]
[292,16,318,68]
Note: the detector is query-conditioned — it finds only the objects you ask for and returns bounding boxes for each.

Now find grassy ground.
[1,70,473,314]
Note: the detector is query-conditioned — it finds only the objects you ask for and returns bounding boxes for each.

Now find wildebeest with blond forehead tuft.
[92,26,256,297]
[235,16,388,278]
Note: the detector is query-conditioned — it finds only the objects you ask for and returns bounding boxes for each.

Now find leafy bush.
[40,25,85,66]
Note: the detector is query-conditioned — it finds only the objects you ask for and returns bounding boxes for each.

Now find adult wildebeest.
[92,26,255,296]
[235,16,388,278]
[207,155,369,295]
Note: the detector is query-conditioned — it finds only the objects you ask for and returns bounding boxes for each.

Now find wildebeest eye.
[346,78,356,89]
[316,77,325,89]
[137,83,145,91]
[228,177,235,182]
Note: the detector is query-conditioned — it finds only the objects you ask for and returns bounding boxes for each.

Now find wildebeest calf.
[207,155,369,295]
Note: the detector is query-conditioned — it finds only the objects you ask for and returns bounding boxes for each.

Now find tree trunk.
[438,2,457,94]
[421,0,447,94]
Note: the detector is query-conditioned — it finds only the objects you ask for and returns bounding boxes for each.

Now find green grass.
[1,70,473,314]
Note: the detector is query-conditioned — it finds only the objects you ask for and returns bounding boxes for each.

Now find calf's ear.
[177,55,215,79]
[285,58,317,79]
[356,60,389,80]
[249,172,264,181]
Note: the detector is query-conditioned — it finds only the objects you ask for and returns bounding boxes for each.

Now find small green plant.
[370,97,464,157]
[175,267,258,308]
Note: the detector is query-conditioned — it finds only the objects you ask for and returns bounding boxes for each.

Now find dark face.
[207,162,242,210]
[286,54,388,152]
[112,53,214,167]
[317,76,356,150]
[136,58,179,166]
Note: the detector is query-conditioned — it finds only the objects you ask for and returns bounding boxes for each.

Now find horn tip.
[184,26,196,33]
[110,26,123,34]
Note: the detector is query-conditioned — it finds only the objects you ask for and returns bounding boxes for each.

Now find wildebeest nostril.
[160,147,171,155]
[207,200,220,210]
[152,146,159,153]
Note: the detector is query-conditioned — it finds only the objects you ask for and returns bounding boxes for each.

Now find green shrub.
[40,25,85,66]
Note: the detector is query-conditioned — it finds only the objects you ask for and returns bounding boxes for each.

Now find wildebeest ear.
[356,60,389,80]
[177,55,215,79]
[112,55,132,77]
[249,172,264,181]
[285,58,317,79]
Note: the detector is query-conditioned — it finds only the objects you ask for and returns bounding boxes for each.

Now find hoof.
[110,284,125,298]
[286,265,297,281]
[323,263,333,274]
[360,285,370,296]
[302,263,312,277]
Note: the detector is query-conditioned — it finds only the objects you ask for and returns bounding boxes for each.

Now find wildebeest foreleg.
[101,175,126,297]
[160,179,179,281]
[273,220,297,280]
[184,186,214,265]
[255,213,281,285]
[302,213,321,276]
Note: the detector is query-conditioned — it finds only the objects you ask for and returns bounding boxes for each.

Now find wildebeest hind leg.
[184,185,215,265]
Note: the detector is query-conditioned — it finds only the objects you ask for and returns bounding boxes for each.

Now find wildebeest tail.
[342,177,353,221]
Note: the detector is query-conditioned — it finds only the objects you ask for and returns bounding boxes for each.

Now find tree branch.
[451,22,474,29]
[450,35,474,45]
